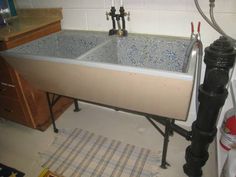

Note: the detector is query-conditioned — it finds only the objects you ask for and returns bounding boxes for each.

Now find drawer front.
[0,58,7,69]
[0,82,18,98]
[0,59,13,84]
[0,96,26,123]
[0,69,12,83]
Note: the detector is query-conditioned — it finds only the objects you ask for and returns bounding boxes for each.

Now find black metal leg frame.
[45,37,236,176]
[45,92,192,169]
[145,116,192,169]
[46,92,80,133]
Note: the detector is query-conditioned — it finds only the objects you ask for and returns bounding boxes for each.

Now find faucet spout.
[116,16,124,36]
[116,17,121,30]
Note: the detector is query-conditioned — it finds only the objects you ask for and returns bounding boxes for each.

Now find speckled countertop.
[0,8,62,41]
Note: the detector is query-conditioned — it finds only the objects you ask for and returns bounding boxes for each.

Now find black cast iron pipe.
[183,36,236,177]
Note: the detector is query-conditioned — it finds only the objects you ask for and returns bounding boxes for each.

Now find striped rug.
[39,128,161,177]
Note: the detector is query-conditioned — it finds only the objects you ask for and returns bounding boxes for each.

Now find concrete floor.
[0,102,217,177]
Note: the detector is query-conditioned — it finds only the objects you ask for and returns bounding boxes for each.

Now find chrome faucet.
[106,6,130,36]
[0,8,11,25]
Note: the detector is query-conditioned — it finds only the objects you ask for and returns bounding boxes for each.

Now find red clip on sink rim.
[197,22,201,33]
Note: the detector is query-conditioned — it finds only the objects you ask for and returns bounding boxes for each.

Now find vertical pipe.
[119,6,128,36]
[183,37,236,177]
[119,6,126,30]
[111,7,116,30]
[108,6,117,36]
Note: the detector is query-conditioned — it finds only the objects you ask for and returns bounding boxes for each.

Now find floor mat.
[0,163,25,177]
[39,128,161,177]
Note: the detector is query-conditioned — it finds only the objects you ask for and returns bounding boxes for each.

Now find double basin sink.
[1,30,197,120]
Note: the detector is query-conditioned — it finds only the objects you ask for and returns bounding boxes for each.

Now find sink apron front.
[5,56,193,121]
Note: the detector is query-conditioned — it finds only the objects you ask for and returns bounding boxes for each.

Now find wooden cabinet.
[0,20,73,131]
[0,94,26,125]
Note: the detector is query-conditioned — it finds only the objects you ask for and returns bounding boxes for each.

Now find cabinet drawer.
[0,96,26,123]
[0,71,12,84]
[0,82,18,98]
[0,59,13,84]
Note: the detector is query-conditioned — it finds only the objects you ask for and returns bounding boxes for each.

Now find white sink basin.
[82,34,191,73]
[1,30,197,120]
[11,30,109,59]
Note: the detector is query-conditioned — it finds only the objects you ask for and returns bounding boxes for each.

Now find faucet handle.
[106,12,110,20]
[127,12,130,21]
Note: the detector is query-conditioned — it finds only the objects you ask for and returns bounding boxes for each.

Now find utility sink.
[1,30,197,120]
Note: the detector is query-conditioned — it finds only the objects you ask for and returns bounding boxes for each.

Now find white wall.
[15,0,236,46]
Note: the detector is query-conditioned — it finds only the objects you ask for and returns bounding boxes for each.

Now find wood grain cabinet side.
[0,58,32,127]
[19,75,73,130]
[0,21,73,131]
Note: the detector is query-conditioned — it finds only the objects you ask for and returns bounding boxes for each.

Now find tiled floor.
[0,102,217,177]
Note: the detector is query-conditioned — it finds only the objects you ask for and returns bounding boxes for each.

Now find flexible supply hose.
[209,6,226,36]
[209,5,236,46]
[194,0,236,47]
[194,0,221,34]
